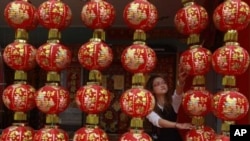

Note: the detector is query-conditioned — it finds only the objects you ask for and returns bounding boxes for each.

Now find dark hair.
[145,74,174,111]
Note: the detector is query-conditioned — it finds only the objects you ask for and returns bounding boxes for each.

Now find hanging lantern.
[37,0,72,30]
[1,124,34,141]
[3,40,37,71]
[81,0,115,29]
[213,0,250,32]
[73,125,109,141]
[123,0,158,31]
[2,83,36,120]
[185,125,215,141]
[119,129,152,141]
[182,87,212,126]
[212,42,249,86]
[78,38,113,71]
[212,90,249,121]
[121,42,157,74]
[75,84,111,114]
[34,126,69,141]
[174,1,208,36]
[36,42,72,72]
[120,87,155,118]
[35,84,70,114]
[4,0,38,31]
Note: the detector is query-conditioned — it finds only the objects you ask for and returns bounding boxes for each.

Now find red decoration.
[174,2,208,35]
[212,42,249,76]
[185,126,215,141]
[180,46,212,76]
[213,0,250,32]
[119,129,152,141]
[121,43,157,74]
[36,42,72,72]
[3,41,37,71]
[81,0,115,29]
[212,90,249,121]
[35,85,70,114]
[212,134,230,141]
[120,87,155,117]
[4,0,38,30]
[123,0,158,31]
[37,0,72,30]
[2,83,36,112]
[73,126,109,141]
[78,38,113,71]
[75,84,111,114]
[1,125,34,141]
[34,126,69,141]
[182,87,212,117]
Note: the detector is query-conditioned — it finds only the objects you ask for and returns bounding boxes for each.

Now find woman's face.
[152,77,168,96]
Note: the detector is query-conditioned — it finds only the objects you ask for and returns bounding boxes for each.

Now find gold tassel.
[221,121,235,133]
[133,29,146,41]
[187,34,200,45]
[222,75,236,87]
[46,114,59,124]
[47,71,60,82]
[93,29,105,41]
[132,73,145,86]
[224,30,238,42]
[86,114,99,125]
[130,117,143,128]
[89,70,102,83]
[192,75,205,86]
[192,116,204,127]
[14,70,27,81]
[48,28,61,40]
[15,28,28,40]
[14,112,27,121]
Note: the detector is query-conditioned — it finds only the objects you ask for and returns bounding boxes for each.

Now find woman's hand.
[177,64,189,86]
[175,122,194,130]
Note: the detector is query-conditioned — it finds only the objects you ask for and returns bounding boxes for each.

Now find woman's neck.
[156,96,165,107]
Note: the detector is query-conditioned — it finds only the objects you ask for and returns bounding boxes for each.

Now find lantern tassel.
[191,116,204,128]
[133,29,146,42]
[224,30,238,42]
[48,28,61,41]
[46,114,59,124]
[15,28,28,40]
[89,70,102,83]
[221,120,235,136]
[187,34,200,45]
[192,75,205,86]
[14,112,27,121]
[47,71,60,82]
[14,70,27,81]
[132,73,145,86]
[86,114,99,125]
[222,75,236,87]
[93,29,106,41]
[130,117,143,129]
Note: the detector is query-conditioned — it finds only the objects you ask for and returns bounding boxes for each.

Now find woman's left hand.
[177,64,189,86]
[176,123,194,130]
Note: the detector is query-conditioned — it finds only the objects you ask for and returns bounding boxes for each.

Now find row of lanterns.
[175,0,250,140]
[0,0,250,141]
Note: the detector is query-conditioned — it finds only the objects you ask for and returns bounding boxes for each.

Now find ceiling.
[0,0,206,28]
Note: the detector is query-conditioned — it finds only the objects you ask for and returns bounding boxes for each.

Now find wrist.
[175,122,178,129]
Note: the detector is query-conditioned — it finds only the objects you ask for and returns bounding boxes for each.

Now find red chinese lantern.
[212,42,249,76]
[185,126,215,141]
[182,87,212,117]
[123,0,158,31]
[1,124,34,141]
[73,126,109,141]
[212,90,249,121]
[81,0,115,29]
[4,0,38,30]
[75,84,111,114]
[212,134,230,141]
[78,38,113,71]
[121,43,157,74]
[3,40,37,71]
[2,83,36,112]
[37,0,72,30]
[120,87,155,117]
[119,129,152,141]
[174,1,208,35]
[36,42,72,72]
[180,45,212,76]
[34,126,69,141]
[213,0,250,32]
[35,84,70,114]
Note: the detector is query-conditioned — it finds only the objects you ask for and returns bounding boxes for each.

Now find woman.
[145,65,193,141]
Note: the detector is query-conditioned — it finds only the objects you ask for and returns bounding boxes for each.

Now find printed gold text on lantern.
[8,3,30,24]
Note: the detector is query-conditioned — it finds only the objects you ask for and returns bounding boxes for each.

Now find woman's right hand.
[176,122,194,130]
